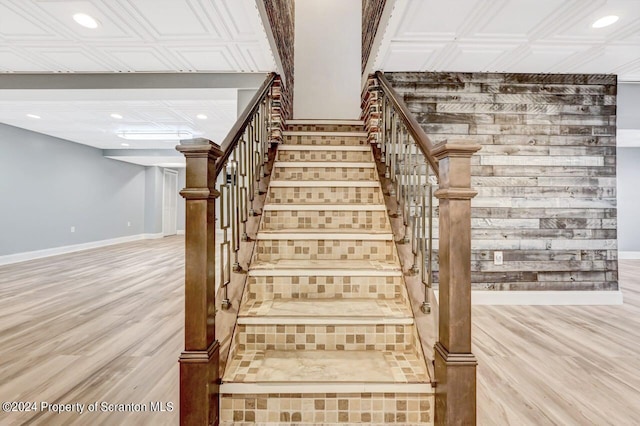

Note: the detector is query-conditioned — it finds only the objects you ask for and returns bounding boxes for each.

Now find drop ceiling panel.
[0,51,49,71]
[376,0,640,81]
[396,0,468,38]
[32,0,134,40]
[0,3,50,37]
[34,49,112,72]
[474,0,563,38]
[173,47,236,71]
[506,46,588,73]
[446,45,514,72]
[123,0,212,38]
[0,0,275,73]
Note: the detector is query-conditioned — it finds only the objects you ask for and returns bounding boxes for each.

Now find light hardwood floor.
[1,237,639,425]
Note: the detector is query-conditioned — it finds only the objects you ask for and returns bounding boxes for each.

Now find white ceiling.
[0,88,237,149]
[0,0,275,72]
[375,0,640,81]
[0,0,272,166]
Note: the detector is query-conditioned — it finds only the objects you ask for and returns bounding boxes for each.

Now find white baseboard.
[177,230,185,235]
[143,233,165,239]
[433,290,624,305]
[472,290,624,305]
[0,233,164,266]
[619,251,640,259]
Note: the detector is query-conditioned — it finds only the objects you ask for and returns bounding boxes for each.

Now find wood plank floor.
[1,237,639,425]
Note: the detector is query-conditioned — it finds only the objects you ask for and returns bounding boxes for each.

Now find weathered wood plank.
[471,207,617,219]
[387,71,618,292]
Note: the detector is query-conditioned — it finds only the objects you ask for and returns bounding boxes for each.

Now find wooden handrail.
[375,71,439,178]
[214,72,277,177]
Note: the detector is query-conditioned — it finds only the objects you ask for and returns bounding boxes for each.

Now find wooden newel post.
[433,140,481,425]
[176,138,223,426]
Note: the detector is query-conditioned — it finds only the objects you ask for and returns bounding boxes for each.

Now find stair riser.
[220,393,433,425]
[272,166,378,181]
[261,210,390,231]
[233,324,416,352]
[284,135,367,146]
[254,239,397,262]
[287,124,364,132]
[277,150,372,162]
[244,275,405,300]
[267,186,383,204]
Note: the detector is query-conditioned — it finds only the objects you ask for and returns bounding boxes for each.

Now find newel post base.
[432,141,481,426]
[176,138,223,426]
[179,341,220,426]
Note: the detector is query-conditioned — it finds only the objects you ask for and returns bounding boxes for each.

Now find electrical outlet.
[494,251,503,265]
[127,221,131,227]
[70,226,76,233]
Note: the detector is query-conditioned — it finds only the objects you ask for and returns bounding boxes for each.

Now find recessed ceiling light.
[592,15,619,28]
[120,143,130,147]
[117,131,192,141]
[196,113,208,120]
[73,13,100,29]
[110,113,123,119]
[26,114,40,119]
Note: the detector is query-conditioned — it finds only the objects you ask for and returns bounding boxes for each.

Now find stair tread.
[269,180,380,187]
[239,298,412,318]
[256,228,393,241]
[283,131,368,137]
[249,258,400,272]
[274,161,375,168]
[278,145,370,151]
[263,203,386,211]
[286,119,365,125]
[223,350,429,383]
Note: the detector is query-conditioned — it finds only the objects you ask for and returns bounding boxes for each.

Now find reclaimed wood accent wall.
[386,72,618,291]
[362,0,386,71]
[262,0,294,118]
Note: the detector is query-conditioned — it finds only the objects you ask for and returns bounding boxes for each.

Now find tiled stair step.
[267,182,383,204]
[230,322,417,352]
[239,297,412,318]
[261,204,390,231]
[222,350,429,384]
[243,274,406,300]
[272,163,378,181]
[253,233,397,262]
[277,145,373,162]
[248,258,402,274]
[220,388,433,425]
[283,131,368,146]
[286,119,365,133]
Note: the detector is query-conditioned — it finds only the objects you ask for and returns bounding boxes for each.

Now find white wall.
[293,0,362,119]
[0,123,146,256]
[617,148,640,254]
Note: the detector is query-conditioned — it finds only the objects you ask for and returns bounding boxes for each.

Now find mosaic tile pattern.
[262,209,390,231]
[254,239,397,262]
[272,166,378,181]
[284,135,368,146]
[277,149,373,162]
[220,393,433,424]
[267,186,384,204]
[244,275,405,300]
[223,350,428,383]
[222,124,433,423]
[239,297,411,317]
[233,324,414,352]
[287,124,364,132]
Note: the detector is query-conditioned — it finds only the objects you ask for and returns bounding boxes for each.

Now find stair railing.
[372,71,439,314]
[175,72,280,426]
[368,71,481,425]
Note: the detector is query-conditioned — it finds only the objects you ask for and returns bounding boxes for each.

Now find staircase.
[220,120,434,425]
